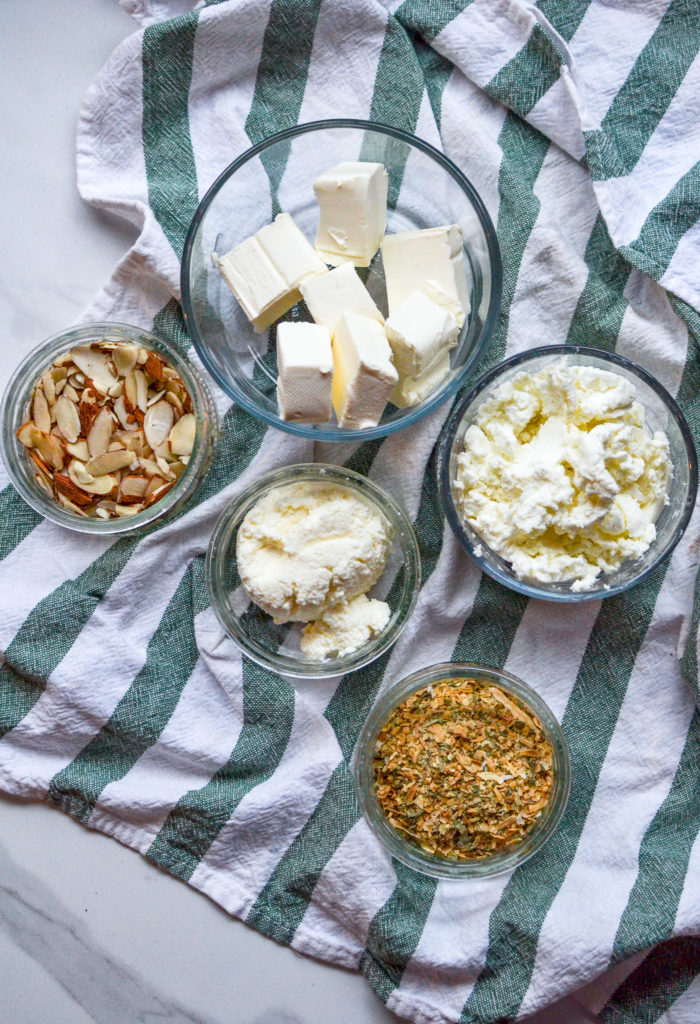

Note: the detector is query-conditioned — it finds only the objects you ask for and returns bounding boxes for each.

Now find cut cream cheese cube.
[313,161,388,267]
[391,350,452,409]
[331,313,398,429]
[381,225,470,325]
[300,263,384,335]
[276,322,333,423]
[385,290,459,379]
[217,213,326,333]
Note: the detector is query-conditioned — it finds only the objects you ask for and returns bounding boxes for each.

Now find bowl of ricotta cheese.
[206,463,421,676]
[439,346,697,600]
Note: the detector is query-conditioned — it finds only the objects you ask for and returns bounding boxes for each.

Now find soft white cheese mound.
[300,594,391,661]
[237,481,393,624]
[454,362,672,591]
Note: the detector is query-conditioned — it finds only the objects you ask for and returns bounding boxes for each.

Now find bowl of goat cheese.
[439,346,697,601]
[206,463,421,677]
[181,119,501,441]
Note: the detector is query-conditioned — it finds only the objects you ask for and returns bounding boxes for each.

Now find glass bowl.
[0,322,218,534]
[182,118,501,442]
[439,346,697,602]
[354,662,571,879]
[206,463,421,678]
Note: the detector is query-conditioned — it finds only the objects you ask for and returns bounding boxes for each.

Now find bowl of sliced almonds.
[1,322,218,533]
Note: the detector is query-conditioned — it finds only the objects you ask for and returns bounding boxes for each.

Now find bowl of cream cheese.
[181,119,501,441]
[206,463,421,677]
[439,346,697,601]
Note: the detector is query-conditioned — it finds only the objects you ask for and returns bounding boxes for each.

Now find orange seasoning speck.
[372,678,554,860]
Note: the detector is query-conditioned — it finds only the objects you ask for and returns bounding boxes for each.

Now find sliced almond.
[119,474,149,499]
[42,371,56,405]
[165,390,184,417]
[17,420,37,447]
[65,439,90,461]
[147,389,166,407]
[56,493,89,516]
[155,454,175,478]
[63,383,80,404]
[33,430,64,471]
[32,387,51,433]
[87,406,114,457]
[54,394,81,443]
[113,395,135,431]
[115,504,142,517]
[138,458,163,477]
[70,347,117,393]
[145,475,166,497]
[54,473,93,507]
[28,449,52,476]
[68,460,116,495]
[144,352,164,381]
[144,400,173,450]
[124,371,138,410]
[145,482,173,505]
[137,348,149,365]
[85,449,134,476]
[112,345,139,377]
[54,378,67,397]
[108,380,124,399]
[134,369,148,413]
[168,413,195,456]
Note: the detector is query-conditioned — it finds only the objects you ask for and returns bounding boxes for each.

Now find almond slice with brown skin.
[54,394,81,443]
[33,430,64,471]
[85,449,134,476]
[32,387,51,433]
[70,347,117,393]
[87,407,114,457]
[144,400,174,450]
[168,413,196,456]
[17,420,37,447]
[54,473,93,507]
[144,352,164,381]
[119,474,149,499]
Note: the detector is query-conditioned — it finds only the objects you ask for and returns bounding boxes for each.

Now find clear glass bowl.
[0,322,218,534]
[354,662,571,879]
[206,463,421,678]
[439,346,697,602]
[182,118,502,442]
[440,346,695,598]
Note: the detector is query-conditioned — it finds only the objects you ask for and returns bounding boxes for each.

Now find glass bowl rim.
[353,661,571,879]
[0,320,217,535]
[439,344,698,603]
[205,461,422,678]
[181,117,503,442]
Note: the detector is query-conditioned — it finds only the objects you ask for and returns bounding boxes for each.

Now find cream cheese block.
[381,224,470,325]
[313,161,388,267]
[300,263,384,335]
[276,321,333,423]
[385,290,459,408]
[217,212,326,332]
[331,313,398,429]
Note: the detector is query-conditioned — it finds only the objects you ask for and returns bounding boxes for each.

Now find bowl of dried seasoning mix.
[354,663,570,878]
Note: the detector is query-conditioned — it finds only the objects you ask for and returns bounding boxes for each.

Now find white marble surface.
[0,3,620,1022]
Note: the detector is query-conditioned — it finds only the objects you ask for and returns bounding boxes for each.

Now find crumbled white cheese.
[454,362,672,591]
[236,481,393,624]
[300,593,391,661]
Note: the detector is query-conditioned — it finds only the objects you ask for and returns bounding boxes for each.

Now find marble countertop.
[0,4,612,1022]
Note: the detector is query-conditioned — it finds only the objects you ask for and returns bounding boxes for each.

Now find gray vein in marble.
[0,840,223,1024]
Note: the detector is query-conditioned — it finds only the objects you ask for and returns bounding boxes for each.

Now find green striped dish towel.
[2,1,700,1021]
